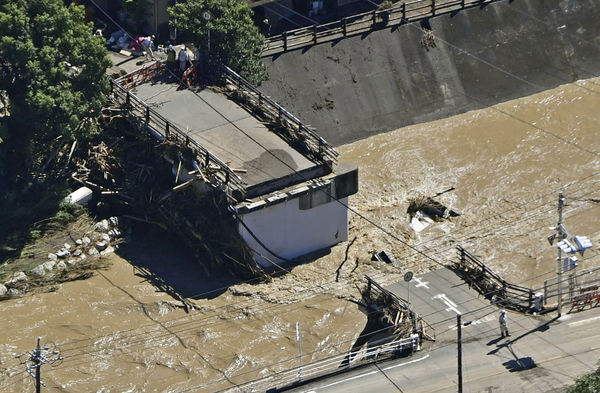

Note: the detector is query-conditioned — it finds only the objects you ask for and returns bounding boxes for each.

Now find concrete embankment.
[260,0,600,145]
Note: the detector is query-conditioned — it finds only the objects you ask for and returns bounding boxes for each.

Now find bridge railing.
[109,76,246,200]
[220,65,338,166]
[263,0,499,55]
[455,246,535,313]
[227,334,419,392]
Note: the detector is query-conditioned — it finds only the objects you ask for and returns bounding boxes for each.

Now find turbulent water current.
[0,78,599,392]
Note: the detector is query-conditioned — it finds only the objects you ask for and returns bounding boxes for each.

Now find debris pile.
[70,113,266,279]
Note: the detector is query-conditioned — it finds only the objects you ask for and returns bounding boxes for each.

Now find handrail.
[455,246,535,312]
[230,334,418,392]
[109,77,247,200]
[263,0,500,56]
[220,64,338,166]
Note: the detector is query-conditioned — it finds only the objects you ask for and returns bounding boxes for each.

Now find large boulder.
[48,253,58,261]
[95,219,110,232]
[4,272,27,288]
[56,248,70,259]
[42,261,56,272]
[7,288,21,297]
[95,241,108,252]
[56,261,67,270]
[82,236,91,246]
[30,265,46,278]
[0,284,7,296]
[100,246,115,257]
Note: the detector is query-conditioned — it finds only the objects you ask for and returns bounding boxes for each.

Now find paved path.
[287,268,600,392]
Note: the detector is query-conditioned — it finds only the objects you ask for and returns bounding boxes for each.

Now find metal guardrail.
[543,266,600,312]
[263,0,500,55]
[455,246,535,313]
[220,64,338,166]
[228,334,419,392]
[109,73,247,200]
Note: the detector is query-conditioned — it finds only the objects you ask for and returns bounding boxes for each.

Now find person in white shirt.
[499,310,510,338]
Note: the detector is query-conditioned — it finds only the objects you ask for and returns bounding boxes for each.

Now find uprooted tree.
[168,0,268,85]
[0,0,111,186]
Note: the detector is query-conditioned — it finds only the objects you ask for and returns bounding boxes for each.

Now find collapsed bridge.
[108,61,358,269]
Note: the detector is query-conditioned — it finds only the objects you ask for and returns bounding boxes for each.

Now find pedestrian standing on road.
[499,309,510,338]
[178,46,189,73]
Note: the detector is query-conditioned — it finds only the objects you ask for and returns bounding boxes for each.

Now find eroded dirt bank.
[0,78,599,392]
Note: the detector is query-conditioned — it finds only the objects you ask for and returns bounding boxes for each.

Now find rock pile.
[1,217,123,299]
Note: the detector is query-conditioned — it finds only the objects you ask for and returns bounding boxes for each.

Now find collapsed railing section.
[109,77,246,201]
[220,65,338,167]
[454,246,535,313]
[264,0,500,55]
[364,275,436,342]
[543,266,600,313]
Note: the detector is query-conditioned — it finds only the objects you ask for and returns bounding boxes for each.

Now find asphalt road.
[287,269,600,393]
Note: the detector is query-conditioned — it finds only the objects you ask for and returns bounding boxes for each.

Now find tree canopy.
[169,0,268,85]
[0,0,110,184]
[567,364,600,393]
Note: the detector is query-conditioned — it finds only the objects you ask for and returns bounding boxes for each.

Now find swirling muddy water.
[1,78,599,392]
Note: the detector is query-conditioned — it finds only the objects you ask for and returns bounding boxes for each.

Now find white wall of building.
[238,197,349,268]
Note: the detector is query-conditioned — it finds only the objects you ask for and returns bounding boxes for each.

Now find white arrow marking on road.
[568,315,600,327]
[433,293,461,314]
[414,277,430,289]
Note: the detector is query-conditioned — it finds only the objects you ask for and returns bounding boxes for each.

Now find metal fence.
[264,0,501,55]
[543,266,600,313]
[220,65,338,167]
[109,74,247,201]
[454,246,536,313]
[227,334,419,392]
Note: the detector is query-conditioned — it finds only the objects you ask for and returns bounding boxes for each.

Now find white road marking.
[448,314,495,330]
[309,371,378,390]
[568,315,600,327]
[414,277,430,289]
[304,354,430,391]
[382,353,430,371]
[433,293,461,314]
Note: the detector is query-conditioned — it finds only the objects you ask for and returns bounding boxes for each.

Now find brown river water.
[1,78,599,392]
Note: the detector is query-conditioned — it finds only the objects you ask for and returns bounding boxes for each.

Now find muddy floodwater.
[1,78,599,392]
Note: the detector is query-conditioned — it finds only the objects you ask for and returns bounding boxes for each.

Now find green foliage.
[567,364,600,393]
[169,0,268,85]
[0,0,111,183]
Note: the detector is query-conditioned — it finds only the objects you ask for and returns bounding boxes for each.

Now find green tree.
[567,364,600,393]
[0,0,110,184]
[169,0,268,85]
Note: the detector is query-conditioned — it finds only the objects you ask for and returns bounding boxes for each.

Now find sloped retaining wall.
[261,0,600,145]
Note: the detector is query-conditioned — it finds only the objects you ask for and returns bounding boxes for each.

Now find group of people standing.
[166,44,191,73]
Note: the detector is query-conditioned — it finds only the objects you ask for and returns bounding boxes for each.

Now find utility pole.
[457,314,462,393]
[547,191,593,317]
[15,337,62,392]
[556,191,565,317]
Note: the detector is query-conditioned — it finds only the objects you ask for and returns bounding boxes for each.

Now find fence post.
[283,31,288,51]
[125,91,130,110]
[205,151,210,167]
[109,79,114,92]
[543,280,548,305]
[402,2,406,21]
[145,106,150,123]
[185,135,189,146]
[226,171,230,184]
[313,24,318,44]
[165,121,170,138]
[461,0,465,7]
[258,92,263,108]
[372,10,377,27]
[432,0,436,16]
[278,107,283,123]
[342,17,347,36]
